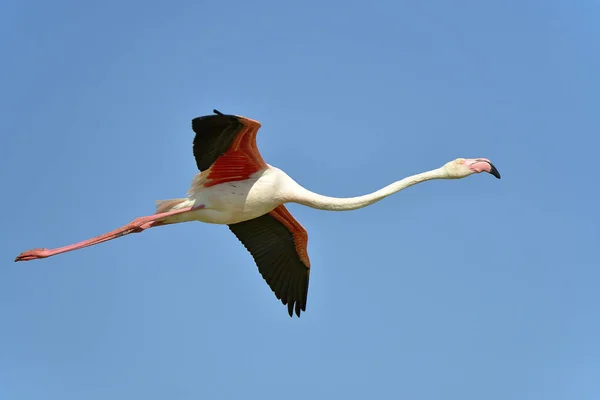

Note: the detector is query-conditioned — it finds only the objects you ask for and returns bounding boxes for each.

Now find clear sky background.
[1,0,599,399]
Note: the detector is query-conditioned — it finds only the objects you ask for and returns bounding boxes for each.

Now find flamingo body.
[155,111,312,316]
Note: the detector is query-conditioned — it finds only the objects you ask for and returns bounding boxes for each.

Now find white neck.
[287,168,449,211]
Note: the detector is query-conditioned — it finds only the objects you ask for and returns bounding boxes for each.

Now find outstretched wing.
[191,109,266,174]
[228,205,311,317]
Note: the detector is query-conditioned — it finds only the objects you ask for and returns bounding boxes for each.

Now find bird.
[15,109,501,317]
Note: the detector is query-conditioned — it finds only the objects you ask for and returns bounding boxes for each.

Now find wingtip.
[213,109,223,116]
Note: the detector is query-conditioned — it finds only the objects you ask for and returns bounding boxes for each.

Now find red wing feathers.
[203,117,267,188]
[269,205,311,268]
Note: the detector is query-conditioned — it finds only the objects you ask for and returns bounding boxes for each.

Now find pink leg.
[14,206,202,262]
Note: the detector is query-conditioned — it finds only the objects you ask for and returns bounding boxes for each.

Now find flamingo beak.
[487,162,501,179]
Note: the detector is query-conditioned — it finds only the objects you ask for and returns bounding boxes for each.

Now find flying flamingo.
[15,109,501,317]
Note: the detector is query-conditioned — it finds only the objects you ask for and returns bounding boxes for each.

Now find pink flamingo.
[15,109,501,317]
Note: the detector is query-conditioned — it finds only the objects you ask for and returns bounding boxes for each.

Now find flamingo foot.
[15,248,51,262]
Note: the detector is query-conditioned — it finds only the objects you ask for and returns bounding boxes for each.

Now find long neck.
[288,168,448,211]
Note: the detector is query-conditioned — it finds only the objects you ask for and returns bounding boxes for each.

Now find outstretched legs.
[15,206,203,262]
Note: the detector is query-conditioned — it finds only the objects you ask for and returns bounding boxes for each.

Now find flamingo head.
[443,158,501,179]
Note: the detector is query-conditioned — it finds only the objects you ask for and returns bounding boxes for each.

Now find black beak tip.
[488,163,501,179]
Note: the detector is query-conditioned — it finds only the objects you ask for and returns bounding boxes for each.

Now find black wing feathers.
[191,110,244,171]
[228,214,310,317]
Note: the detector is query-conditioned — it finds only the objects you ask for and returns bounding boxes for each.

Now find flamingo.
[15,109,501,317]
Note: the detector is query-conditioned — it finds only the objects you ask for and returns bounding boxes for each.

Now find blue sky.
[1,0,599,399]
